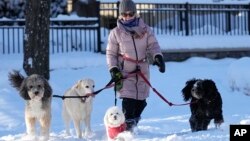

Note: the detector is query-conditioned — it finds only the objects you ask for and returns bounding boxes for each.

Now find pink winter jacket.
[106,18,163,100]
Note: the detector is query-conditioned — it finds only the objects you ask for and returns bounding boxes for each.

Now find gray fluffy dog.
[8,70,52,140]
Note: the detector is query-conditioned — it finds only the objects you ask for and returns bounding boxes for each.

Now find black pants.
[122,98,147,123]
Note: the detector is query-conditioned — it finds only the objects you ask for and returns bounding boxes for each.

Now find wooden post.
[23,0,50,79]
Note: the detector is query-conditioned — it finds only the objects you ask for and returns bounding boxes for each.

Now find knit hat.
[119,0,136,15]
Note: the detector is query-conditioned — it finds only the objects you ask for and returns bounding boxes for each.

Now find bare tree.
[24,0,50,79]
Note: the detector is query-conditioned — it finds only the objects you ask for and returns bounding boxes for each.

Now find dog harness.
[107,123,127,139]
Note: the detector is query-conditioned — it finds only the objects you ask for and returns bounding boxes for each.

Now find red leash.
[53,68,194,106]
[119,53,194,107]
[132,70,194,107]
[137,71,173,106]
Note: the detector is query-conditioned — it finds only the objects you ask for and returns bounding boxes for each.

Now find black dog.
[182,78,224,132]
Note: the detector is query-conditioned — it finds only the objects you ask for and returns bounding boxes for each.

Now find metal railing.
[1,2,250,55]
[0,26,24,54]
[0,18,101,54]
[100,2,250,37]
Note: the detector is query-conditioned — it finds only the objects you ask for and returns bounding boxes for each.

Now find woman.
[106,0,165,132]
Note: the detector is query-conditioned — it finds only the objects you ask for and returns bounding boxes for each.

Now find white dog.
[8,70,52,140]
[62,79,95,138]
[104,106,132,141]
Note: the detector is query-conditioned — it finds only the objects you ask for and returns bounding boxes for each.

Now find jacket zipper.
[131,36,139,99]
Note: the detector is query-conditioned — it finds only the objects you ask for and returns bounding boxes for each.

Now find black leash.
[114,81,117,106]
[52,95,90,100]
[53,78,114,100]
[93,78,114,95]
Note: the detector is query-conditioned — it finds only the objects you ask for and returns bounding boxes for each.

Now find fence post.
[225,5,231,33]
[248,3,250,35]
[184,2,189,36]
[179,5,183,32]
[117,1,120,18]
[96,1,101,52]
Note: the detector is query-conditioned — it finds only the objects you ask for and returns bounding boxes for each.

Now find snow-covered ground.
[1,1,250,140]
[0,51,250,141]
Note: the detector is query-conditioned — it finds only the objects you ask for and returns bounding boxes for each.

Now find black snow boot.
[125,119,137,132]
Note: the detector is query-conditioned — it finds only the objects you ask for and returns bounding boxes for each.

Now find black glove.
[110,67,123,82]
[110,67,123,91]
[153,55,165,73]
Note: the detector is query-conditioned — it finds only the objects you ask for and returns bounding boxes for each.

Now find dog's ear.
[74,80,83,90]
[19,78,31,100]
[8,70,25,91]
[203,79,218,96]
[43,77,52,100]
[182,78,197,101]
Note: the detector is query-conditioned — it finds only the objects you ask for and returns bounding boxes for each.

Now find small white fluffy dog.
[104,106,132,141]
[62,79,95,138]
[8,70,52,140]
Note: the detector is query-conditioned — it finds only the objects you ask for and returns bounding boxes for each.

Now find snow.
[1,0,250,140]
[0,50,250,141]
[158,35,250,50]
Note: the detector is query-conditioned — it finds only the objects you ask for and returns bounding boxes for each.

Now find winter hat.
[119,0,137,15]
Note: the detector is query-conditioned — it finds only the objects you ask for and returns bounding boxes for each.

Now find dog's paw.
[215,123,221,129]
[214,119,224,126]
[84,131,95,138]
[38,135,49,141]
[214,119,224,128]
[21,134,37,141]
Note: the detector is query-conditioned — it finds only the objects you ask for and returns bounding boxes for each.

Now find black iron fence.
[1,2,250,55]
[100,2,250,37]
[0,18,101,55]
[0,25,24,54]
[49,19,100,53]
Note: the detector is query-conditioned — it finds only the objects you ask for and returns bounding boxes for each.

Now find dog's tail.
[8,70,25,90]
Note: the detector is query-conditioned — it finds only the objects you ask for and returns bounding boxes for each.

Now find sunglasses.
[121,12,135,17]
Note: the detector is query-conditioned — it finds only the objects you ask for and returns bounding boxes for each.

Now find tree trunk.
[24,0,50,79]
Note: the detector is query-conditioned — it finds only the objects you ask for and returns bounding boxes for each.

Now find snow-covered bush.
[0,0,67,19]
[50,0,67,18]
[228,57,250,96]
[0,0,25,19]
